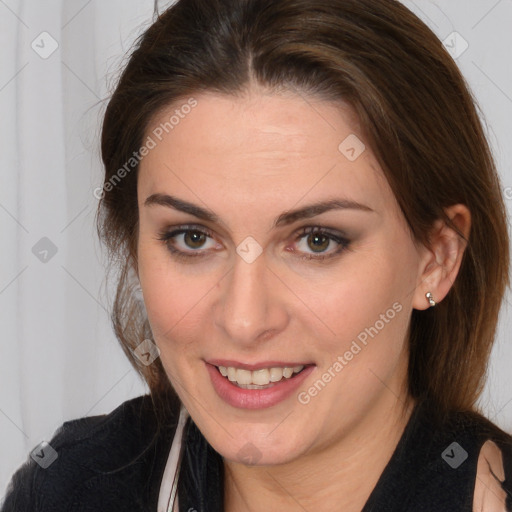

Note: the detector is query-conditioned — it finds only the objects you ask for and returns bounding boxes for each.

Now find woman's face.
[137,88,430,465]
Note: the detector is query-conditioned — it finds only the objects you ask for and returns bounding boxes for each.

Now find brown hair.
[97,0,509,423]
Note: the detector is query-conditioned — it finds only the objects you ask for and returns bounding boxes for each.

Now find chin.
[206,424,310,467]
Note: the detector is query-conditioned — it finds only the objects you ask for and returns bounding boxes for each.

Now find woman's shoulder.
[364,400,512,511]
[415,402,512,511]
[473,438,512,511]
[453,409,512,511]
[1,393,180,512]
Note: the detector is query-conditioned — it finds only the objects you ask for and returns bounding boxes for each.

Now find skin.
[136,85,471,511]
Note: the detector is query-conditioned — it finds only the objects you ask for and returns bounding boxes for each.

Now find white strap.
[157,404,190,512]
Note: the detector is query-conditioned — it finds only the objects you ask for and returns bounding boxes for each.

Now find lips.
[205,361,316,409]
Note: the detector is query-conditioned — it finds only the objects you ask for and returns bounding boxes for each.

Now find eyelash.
[156,224,350,262]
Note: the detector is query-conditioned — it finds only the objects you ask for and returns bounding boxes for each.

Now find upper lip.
[206,359,314,371]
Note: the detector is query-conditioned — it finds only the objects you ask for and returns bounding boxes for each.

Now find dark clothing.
[2,394,512,511]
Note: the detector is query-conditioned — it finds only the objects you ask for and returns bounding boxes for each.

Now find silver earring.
[425,292,436,307]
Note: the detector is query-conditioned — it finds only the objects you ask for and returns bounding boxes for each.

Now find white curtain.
[1,0,512,498]
[0,0,162,495]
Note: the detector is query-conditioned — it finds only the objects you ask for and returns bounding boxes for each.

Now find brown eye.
[156,225,219,261]
[184,231,208,249]
[307,233,330,253]
[294,226,350,261]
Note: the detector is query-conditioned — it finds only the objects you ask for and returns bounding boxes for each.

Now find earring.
[425,292,436,307]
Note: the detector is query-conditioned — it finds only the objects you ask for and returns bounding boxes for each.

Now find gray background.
[1,0,511,498]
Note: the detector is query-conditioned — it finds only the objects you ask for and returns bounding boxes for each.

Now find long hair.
[97,0,510,423]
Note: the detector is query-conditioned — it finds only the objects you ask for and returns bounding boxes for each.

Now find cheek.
[316,253,405,332]
[136,240,216,350]
[137,240,183,337]
[306,244,414,385]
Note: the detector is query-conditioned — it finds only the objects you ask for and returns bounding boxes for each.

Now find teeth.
[269,367,283,382]
[236,369,252,385]
[217,365,305,387]
[227,367,237,382]
[253,369,270,385]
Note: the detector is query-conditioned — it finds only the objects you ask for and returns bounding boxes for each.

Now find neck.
[223,391,416,512]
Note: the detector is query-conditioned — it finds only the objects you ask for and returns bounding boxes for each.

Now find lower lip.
[206,363,315,409]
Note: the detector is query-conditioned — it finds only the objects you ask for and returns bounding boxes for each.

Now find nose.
[214,249,289,347]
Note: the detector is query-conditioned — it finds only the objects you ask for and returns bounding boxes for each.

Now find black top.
[2,394,512,511]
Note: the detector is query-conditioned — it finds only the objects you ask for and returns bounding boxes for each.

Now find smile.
[205,361,315,409]
[217,365,305,388]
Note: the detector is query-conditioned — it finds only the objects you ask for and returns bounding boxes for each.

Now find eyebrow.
[144,193,374,228]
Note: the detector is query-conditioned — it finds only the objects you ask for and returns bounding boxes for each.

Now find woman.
[2,0,511,510]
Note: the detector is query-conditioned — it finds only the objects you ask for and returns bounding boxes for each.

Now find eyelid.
[157,223,351,261]
[157,224,216,248]
[291,226,350,260]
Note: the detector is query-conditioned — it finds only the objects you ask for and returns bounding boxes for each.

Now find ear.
[412,204,471,310]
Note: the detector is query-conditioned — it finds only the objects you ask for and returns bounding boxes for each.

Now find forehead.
[138,89,395,221]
